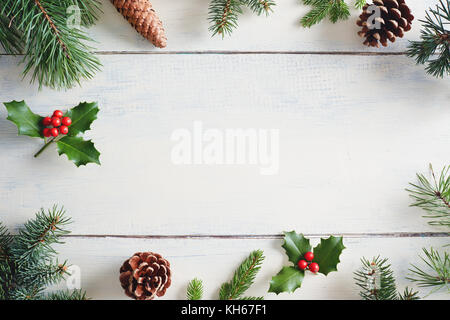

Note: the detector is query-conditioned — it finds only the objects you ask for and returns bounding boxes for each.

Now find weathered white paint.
[51,236,449,300]
[0,54,449,235]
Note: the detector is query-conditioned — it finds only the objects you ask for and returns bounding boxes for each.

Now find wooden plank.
[0,54,449,235]
[51,236,449,299]
[85,0,436,52]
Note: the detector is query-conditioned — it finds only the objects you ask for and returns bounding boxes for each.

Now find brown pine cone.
[357,0,414,48]
[119,252,172,300]
[111,0,167,48]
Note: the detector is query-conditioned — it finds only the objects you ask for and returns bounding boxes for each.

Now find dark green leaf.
[282,231,311,265]
[56,136,100,167]
[65,102,99,137]
[313,236,345,276]
[269,266,304,294]
[4,100,43,138]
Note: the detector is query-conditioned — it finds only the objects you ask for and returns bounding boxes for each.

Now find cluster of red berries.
[297,251,319,273]
[42,110,72,138]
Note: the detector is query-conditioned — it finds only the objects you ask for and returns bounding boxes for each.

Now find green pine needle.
[45,289,89,300]
[219,250,265,300]
[398,287,420,300]
[407,0,450,78]
[300,0,362,28]
[187,278,204,300]
[407,248,449,296]
[406,164,450,226]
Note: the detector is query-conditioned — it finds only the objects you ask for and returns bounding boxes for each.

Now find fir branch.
[407,0,450,78]
[187,278,204,300]
[354,0,366,10]
[301,1,332,28]
[219,250,265,300]
[0,223,13,262]
[10,206,71,266]
[208,0,243,37]
[45,289,88,300]
[407,248,450,296]
[398,287,420,300]
[241,0,275,16]
[300,0,362,27]
[0,0,101,89]
[406,164,450,226]
[354,256,399,300]
[16,261,69,288]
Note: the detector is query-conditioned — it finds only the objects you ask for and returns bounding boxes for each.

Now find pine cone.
[119,252,172,300]
[111,0,167,48]
[357,0,414,48]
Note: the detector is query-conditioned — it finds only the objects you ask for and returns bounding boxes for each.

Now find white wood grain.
[85,0,436,52]
[0,54,448,235]
[50,236,449,300]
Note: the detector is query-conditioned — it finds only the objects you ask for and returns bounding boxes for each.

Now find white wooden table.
[0,0,449,299]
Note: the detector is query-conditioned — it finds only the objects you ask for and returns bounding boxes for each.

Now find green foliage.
[407,0,450,78]
[219,250,265,300]
[45,289,88,300]
[0,0,102,89]
[208,0,275,37]
[0,206,87,300]
[354,256,420,300]
[407,248,449,296]
[3,100,101,167]
[269,232,345,294]
[4,101,43,138]
[187,278,203,300]
[300,0,361,28]
[406,164,450,226]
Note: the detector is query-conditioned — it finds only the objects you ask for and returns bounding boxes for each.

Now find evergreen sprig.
[208,0,275,37]
[406,164,450,227]
[407,248,449,296]
[354,256,420,300]
[407,0,450,78]
[301,0,364,28]
[0,206,87,300]
[186,278,204,300]
[219,250,265,300]
[0,0,102,89]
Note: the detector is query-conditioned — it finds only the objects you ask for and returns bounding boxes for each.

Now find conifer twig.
[187,278,204,300]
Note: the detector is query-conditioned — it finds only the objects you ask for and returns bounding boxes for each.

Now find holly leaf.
[282,231,311,265]
[4,100,43,138]
[65,102,99,137]
[269,267,304,294]
[313,236,345,276]
[56,136,101,167]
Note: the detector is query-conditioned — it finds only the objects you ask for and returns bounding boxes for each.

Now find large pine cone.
[119,252,172,300]
[357,0,414,47]
[111,0,167,48]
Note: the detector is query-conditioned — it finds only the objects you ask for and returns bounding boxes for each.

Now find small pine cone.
[119,252,172,300]
[111,0,167,48]
[357,0,414,48]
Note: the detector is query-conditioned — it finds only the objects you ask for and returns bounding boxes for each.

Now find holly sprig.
[3,101,100,167]
[269,231,345,294]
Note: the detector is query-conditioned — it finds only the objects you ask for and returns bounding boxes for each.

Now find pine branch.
[0,13,23,54]
[208,0,243,37]
[406,164,450,226]
[187,278,204,300]
[44,289,88,300]
[0,223,13,262]
[0,0,101,89]
[398,287,420,300]
[16,261,69,288]
[354,0,366,10]
[300,0,355,28]
[354,256,399,300]
[407,248,449,296]
[407,0,450,78]
[241,0,275,16]
[10,206,71,266]
[219,250,265,300]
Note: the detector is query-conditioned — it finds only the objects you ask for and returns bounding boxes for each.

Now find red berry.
[51,117,61,127]
[50,128,59,137]
[53,110,64,118]
[309,262,319,273]
[42,117,52,126]
[61,117,72,126]
[304,251,314,261]
[59,125,69,135]
[43,128,51,137]
[297,260,308,270]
